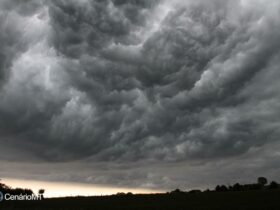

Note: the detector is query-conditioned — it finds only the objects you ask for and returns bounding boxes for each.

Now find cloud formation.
[1,0,280,189]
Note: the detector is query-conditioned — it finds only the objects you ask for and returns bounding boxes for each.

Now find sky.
[0,0,280,197]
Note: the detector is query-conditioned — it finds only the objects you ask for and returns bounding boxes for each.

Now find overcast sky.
[0,0,280,194]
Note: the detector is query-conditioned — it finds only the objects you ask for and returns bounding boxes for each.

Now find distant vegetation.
[0,181,33,197]
[169,177,279,194]
[0,179,45,200]
[0,177,280,210]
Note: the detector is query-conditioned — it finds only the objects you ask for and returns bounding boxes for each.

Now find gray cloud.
[1,0,280,189]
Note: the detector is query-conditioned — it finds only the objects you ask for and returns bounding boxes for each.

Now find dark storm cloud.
[0,0,46,86]
[47,0,159,57]
[1,0,280,189]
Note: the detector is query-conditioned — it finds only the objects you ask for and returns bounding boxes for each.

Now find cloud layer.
[1,0,280,189]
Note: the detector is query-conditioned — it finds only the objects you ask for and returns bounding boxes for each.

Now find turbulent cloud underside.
[0,0,280,189]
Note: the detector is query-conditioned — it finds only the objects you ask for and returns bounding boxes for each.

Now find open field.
[1,189,280,210]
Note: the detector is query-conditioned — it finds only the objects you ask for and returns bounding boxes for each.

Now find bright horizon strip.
[2,178,162,198]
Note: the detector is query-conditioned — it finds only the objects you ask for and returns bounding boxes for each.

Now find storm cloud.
[0,0,280,190]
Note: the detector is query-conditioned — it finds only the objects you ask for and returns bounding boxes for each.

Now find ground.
[1,189,280,210]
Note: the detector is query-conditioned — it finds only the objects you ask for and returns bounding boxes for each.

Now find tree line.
[0,179,45,198]
[170,177,279,194]
[1,177,279,198]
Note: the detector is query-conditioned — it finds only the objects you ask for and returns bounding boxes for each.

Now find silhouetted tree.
[257,177,268,186]
[220,185,228,192]
[23,189,34,195]
[232,183,243,191]
[0,181,34,195]
[189,189,201,194]
[0,182,10,191]
[170,189,183,194]
[243,184,261,191]
[38,189,45,199]
[269,181,279,189]
[215,185,228,192]
[215,185,221,192]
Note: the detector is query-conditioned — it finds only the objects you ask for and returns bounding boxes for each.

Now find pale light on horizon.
[2,178,162,198]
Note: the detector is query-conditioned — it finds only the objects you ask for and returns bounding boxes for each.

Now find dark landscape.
[1,178,280,210]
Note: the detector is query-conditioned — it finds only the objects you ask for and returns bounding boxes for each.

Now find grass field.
[1,189,280,210]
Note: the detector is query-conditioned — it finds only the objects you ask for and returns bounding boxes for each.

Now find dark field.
[1,190,280,210]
